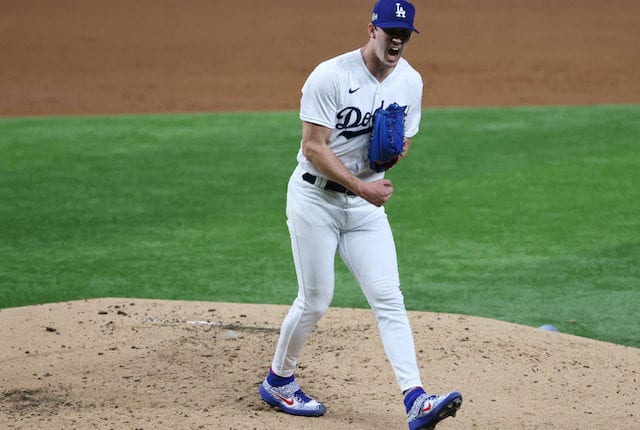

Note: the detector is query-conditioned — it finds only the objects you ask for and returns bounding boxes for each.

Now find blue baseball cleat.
[407,391,462,429]
[259,378,326,417]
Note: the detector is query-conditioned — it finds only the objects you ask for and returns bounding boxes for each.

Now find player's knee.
[367,283,406,311]
[308,295,332,319]
[364,280,403,303]
[308,305,329,322]
[295,288,332,320]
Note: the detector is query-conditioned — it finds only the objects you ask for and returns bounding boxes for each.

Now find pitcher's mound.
[1,298,638,429]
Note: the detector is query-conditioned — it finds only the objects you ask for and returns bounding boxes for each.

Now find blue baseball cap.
[371,0,419,33]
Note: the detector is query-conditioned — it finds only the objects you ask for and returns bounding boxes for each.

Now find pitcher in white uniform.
[259,1,462,428]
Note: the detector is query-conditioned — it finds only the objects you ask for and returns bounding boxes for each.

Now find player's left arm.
[397,73,422,164]
[400,136,411,160]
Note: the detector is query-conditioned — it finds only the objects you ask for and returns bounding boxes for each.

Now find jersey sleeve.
[299,64,339,130]
[403,75,423,138]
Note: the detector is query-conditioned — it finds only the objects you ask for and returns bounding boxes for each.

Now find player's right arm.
[301,121,393,207]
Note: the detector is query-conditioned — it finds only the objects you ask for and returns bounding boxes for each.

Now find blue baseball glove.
[368,103,406,172]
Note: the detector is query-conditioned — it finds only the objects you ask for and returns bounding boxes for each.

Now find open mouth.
[388,47,401,56]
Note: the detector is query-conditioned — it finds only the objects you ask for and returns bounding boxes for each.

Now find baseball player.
[259,1,462,428]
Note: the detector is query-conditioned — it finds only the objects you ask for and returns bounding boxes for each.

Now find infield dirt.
[1,1,639,429]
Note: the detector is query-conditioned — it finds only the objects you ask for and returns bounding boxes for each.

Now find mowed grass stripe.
[1,105,638,346]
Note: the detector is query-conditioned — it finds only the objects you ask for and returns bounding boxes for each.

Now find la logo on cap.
[371,0,419,33]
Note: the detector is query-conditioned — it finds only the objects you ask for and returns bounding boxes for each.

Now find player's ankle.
[266,368,295,387]
[403,387,426,412]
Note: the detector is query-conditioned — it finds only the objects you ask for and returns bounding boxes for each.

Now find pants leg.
[271,189,340,376]
[338,215,423,392]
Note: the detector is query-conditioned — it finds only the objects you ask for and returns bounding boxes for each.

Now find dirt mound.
[1,298,638,429]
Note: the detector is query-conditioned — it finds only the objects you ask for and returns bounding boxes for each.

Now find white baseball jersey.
[297,48,423,180]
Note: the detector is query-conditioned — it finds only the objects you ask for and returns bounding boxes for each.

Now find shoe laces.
[294,389,312,403]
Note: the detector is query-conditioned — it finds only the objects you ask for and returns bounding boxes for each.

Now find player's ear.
[368,23,376,38]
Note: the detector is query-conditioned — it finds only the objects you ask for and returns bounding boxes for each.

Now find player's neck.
[360,46,396,82]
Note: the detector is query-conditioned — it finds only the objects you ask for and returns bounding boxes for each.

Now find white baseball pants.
[270,165,423,392]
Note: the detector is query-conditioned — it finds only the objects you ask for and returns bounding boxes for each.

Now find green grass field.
[1,105,638,347]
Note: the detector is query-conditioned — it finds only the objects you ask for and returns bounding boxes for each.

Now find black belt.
[302,173,355,196]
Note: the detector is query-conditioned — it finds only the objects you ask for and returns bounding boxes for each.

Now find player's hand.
[373,155,400,171]
[359,179,394,207]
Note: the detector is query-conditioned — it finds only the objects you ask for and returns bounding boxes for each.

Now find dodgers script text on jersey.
[298,48,422,178]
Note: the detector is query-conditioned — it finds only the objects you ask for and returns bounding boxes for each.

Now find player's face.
[373,26,411,66]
